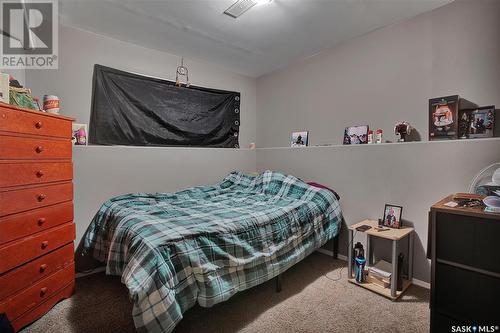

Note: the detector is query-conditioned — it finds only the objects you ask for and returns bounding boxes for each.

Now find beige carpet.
[20,253,429,333]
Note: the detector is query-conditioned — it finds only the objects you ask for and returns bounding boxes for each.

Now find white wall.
[26,25,257,147]
[256,0,500,147]
[254,0,500,283]
[24,25,258,246]
[73,146,256,244]
[257,139,500,282]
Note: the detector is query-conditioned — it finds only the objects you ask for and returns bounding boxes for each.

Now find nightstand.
[347,219,414,300]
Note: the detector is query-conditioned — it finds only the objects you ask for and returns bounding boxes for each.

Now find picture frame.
[343,125,369,145]
[469,106,495,139]
[382,204,403,229]
[291,131,308,147]
[72,123,88,146]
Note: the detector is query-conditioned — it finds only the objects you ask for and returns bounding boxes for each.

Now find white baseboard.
[316,248,347,261]
[75,266,106,278]
[315,249,430,289]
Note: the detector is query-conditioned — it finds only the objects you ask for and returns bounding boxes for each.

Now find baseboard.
[315,249,430,289]
[75,266,106,278]
[316,248,347,261]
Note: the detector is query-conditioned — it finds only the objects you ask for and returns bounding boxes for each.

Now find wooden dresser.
[0,103,75,331]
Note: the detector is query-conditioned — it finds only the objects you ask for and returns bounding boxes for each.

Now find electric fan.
[468,162,500,197]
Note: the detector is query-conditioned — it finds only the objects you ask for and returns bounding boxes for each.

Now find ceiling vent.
[224,0,257,18]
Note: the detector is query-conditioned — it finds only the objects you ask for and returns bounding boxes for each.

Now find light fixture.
[224,0,272,19]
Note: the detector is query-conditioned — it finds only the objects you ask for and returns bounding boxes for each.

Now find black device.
[356,225,372,232]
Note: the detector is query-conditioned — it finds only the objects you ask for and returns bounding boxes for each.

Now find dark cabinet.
[429,195,500,332]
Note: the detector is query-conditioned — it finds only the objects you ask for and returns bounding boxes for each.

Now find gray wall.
[26,25,257,147]
[73,146,256,244]
[257,139,500,282]
[256,0,500,147]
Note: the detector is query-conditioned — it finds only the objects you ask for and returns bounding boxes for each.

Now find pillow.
[307,182,340,200]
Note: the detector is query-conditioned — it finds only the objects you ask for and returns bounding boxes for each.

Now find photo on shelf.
[291,131,308,147]
[343,125,369,145]
[469,106,495,139]
[72,123,88,146]
[383,204,403,229]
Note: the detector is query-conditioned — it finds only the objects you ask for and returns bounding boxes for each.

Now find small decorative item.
[72,123,88,146]
[394,121,412,142]
[291,131,308,147]
[9,87,38,110]
[175,57,190,87]
[469,106,495,139]
[343,125,368,145]
[458,110,471,139]
[367,130,374,144]
[376,129,383,143]
[429,95,477,140]
[0,73,9,103]
[383,204,403,229]
[43,95,60,114]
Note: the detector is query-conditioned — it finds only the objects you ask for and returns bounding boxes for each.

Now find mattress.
[83,170,342,333]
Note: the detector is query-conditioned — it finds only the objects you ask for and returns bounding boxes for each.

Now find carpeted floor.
[20,253,430,333]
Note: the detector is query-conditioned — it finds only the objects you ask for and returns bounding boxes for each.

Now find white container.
[43,95,60,114]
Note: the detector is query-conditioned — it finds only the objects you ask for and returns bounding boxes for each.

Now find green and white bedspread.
[83,170,342,333]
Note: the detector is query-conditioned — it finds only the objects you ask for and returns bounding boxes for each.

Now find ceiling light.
[224,0,272,19]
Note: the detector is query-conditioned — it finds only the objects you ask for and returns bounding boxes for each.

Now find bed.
[83,170,342,333]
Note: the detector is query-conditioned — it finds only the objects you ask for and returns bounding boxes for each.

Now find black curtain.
[89,64,240,147]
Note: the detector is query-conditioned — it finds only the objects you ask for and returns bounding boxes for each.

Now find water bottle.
[355,256,366,283]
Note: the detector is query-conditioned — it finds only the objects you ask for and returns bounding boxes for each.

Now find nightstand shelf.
[347,219,414,300]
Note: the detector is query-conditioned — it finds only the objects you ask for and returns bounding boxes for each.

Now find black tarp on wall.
[89,64,241,147]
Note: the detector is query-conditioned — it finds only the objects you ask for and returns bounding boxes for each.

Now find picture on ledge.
[469,106,495,139]
[383,204,403,229]
[343,125,369,145]
[291,131,308,147]
[72,123,88,146]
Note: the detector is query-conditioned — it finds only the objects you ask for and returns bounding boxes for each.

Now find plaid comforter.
[83,170,342,333]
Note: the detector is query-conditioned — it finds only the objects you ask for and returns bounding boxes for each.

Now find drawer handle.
[35,146,44,154]
[35,121,43,129]
[40,264,48,272]
[37,194,46,201]
[40,287,48,296]
[41,241,49,249]
[37,217,46,226]
[36,170,44,178]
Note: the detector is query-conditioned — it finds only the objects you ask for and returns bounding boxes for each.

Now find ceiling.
[59,0,452,77]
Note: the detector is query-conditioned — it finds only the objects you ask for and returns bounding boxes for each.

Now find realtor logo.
[1,0,58,69]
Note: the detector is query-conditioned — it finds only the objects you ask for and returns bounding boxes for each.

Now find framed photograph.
[72,123,88,146]
[291,131,308,147]
[343,125,369,145]
[469,106,495,139]
[383,204,403,229]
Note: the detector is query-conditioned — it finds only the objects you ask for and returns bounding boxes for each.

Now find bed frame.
[275,234,339,292]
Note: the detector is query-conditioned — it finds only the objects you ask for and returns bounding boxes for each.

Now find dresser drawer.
[0,135,71,160]
[0,162,72,188]
[0,182,73,217]
[0,262,74,321]
[0,243,74,300]
[0,106,72,138]
[0,201,73,245]
[11,280,74,332]
[0,222,75,274]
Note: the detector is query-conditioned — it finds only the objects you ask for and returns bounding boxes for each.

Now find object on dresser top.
[0,102,75,333]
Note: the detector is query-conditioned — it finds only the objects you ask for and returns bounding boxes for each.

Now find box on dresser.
[428,195,500,333]
[0,102,75,332]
